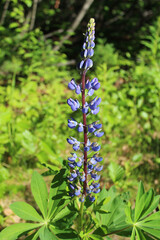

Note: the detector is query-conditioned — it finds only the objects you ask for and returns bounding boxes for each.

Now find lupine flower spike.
[67,18,104,202]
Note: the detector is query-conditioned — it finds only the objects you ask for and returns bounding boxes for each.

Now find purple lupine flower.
[90,158,97,165]
[67,137,80,145]
[68,153,77,162]
[67,138,76,145]
[94,130,104,137]
[82,102,89,114]
[77,123,83,132]
[75,187,81,196]
[91,173,100,181]
[89,195,95,202]
[85,80,91,89]
[91,107,100,115]
[91,143,101,151]
[75,85,81,95]
[76,161,82,167]
[91,78,100,90]
[79,196,85,202]
[68,118,77,128]
[94,165,103,172]
[67,98,80,111]
[94,123,102,129]
[89,97,101,110]
[68,162,76,168]
[93,188,100,193]
[93,183,100,188]
[68,78,77,90]
[87,88,94,96]
[73,143,80,151]
[88,123,96,133]
[96,157,103,162]
[69,183,75,190]
[66,18,103,202]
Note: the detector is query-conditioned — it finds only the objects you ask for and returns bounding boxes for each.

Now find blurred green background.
[0,0,160,229]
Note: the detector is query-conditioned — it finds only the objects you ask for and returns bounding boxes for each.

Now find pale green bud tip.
[90,18,95,24]
[87,18,95,29]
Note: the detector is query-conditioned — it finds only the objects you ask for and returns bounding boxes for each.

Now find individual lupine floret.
[85,79,91,89]
[91,142,101,151]
[94,130,104,137]
[82,102,89,114]
[68,78,77,90]
[67,137,80,151]
[67,98,80,111]
[87,78,101,96]
[91,78,100,90]
[68,118,78,128]
[77,123,83,132]
[91,107,100,115]
[68,79,81,95]
[89,97,101,110]
[68,153,77,162]
[89,195,95,202]
[84,139,91,152]
[75,85,81,94]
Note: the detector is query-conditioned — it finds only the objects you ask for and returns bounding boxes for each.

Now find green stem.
[79,201,84,233]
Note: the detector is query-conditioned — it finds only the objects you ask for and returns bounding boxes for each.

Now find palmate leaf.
[31,171,48,219]
[125,182,160,240]
[94,187,131,238]
[137,212,160,238]
[0,223,41,240]
[10,201,43,222]
[39,226,59,240]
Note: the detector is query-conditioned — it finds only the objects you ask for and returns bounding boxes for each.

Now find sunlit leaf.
[10,201,43,222]
[0,223,41,240]
[31,171,48,219]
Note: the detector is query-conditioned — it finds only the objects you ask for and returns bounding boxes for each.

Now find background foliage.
[0,0,160,233]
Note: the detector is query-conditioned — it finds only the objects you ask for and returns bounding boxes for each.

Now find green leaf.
[125,202,133,224]
[135,182,145,206]
[39,226,59,240]
[31,171,48,219]
[10,201,43,222]
[52,206,72,222]
[90,234,104,240]
[25,230,40,240]
[0,223,41,240]
[93,197,110,212]
[141,211,160,222]
[130,227,136,240]
[51,226,79,239]
[138,226,160,238]
[141,195,160,218]
[47,169,69,220]
[108,162,124,182]
[39,141,61,167]
[135,188,154,222]
[139,220,160,230]
[132,153,143,162]
[135,228,146,240]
